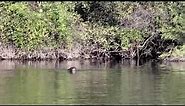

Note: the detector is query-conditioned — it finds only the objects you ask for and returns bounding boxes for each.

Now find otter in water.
[68,67,77,74]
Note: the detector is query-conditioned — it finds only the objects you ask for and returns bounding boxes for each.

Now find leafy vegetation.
[0,1,184,61]
[0,1,75,50]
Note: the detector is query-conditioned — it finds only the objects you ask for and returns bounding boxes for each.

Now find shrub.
[0,2,76,50]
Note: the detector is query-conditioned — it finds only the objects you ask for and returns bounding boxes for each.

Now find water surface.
[0,60,185,105]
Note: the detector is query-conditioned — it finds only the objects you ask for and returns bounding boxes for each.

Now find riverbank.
[0,2,184,63]
[0,42,83,60]
[162,57,185,62]
[0,41,111,61]
[0,41,185,63]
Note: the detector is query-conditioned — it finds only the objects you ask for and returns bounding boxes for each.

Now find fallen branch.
[140,34,157,51]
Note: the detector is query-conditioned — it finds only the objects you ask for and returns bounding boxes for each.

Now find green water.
[0,60,185,105]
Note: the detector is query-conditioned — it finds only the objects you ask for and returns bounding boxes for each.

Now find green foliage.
[0,1,184,59]
[171,45,185,57]
[0,2,75,50]
[155,2,185,40]
[119,28,143,48]
[73,1,120,26]
[77,22,143,51]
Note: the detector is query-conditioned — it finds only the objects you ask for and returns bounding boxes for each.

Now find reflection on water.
[0,60,185,104]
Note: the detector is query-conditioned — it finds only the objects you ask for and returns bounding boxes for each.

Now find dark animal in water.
[68,67,77,74]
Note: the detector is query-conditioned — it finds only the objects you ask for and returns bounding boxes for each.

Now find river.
[0,60,185,105]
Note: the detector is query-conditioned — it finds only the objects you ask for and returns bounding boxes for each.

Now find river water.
[0,60,185,105]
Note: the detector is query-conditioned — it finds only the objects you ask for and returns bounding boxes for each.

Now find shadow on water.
[0,57,155,70]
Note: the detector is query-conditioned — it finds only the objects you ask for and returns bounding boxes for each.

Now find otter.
[68,67,77,74]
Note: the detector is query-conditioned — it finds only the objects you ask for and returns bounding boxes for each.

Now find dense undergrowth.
[0,1,184,61]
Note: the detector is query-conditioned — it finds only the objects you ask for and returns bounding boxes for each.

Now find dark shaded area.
[139,35,183,60]
[74,1,118,26]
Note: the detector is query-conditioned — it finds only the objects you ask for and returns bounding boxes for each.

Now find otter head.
[68,67,77,74]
